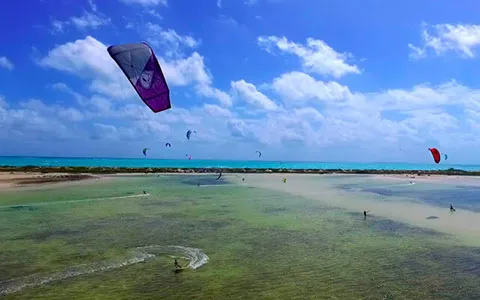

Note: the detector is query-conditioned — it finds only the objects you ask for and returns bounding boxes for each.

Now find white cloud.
[272,71,352,105]
[145,23,199,57]
[51,20,65,33]
[408,43,426,60]
[51,2,110,33]
[159,52,210,86]
[409,23,480,59]
[146,9,162,19]
[70,11,111,30]
[39,36,230,106]
[38,36,118,79]
[231,80,278,111]
[258,35,360,78]
[217,0,222,8]
[0,56,14,70]
[88,0,98,11]
[0,98,83,142]
[203,104,232,117]
[119,0,168,6]
[196,85,233,107]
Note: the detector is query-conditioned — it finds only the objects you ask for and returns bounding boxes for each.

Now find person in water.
[174,258,181,269]
[363,210,367,219]
[450,204,456,212]
[143,190,147,194]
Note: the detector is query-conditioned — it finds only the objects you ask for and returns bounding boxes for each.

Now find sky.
[2,0,480,163]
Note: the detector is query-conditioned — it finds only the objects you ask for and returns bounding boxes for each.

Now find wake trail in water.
[0,245,209,296]
[0,193,150,210]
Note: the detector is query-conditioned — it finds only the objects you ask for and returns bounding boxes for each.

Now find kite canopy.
[165,143,171,147]
[186,130,197,140]
[107,42,171,113]
[142,148,150,156]
[428,148,441,164]
[444,153,448,160]
[256,150,262,158]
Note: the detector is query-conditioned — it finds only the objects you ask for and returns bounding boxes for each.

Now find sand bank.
[0,172,98,190]
[372,173,480,186]
[230,173,480,247]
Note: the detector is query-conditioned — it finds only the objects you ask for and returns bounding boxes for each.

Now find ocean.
[1,173,479,299]
[1,156,480,171]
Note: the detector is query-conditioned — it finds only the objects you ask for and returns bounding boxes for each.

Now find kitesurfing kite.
[444,153,448,161]
[216,172,222,180]
[143,148,150,157]
[107,42,171,113]
[428,148,441,164]
[165,143,171,148]
[256,150,262,158]
[186,130,197,140]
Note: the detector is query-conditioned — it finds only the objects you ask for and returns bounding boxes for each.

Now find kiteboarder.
[450,204,456,212]
[363,210,370,220]
[143,190,147,194]
[174,259,181,269]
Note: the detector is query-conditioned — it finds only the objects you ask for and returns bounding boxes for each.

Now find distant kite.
[165,143,171,147]
[256,150,262,158]
[428,148,441,164]
[143,148,150,157]
[186,130,197,140]
[444,153,448,161]
[107,42,171,113]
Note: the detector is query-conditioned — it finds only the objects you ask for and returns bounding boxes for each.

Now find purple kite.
[107,42,171,113]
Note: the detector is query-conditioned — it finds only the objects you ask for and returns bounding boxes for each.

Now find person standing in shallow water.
[363,210,370,220]
[174,258,181,269]
[450,204,456,212]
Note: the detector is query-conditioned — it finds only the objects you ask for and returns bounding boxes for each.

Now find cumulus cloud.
[0,56,14,70]
[38,36,230,106]
[272,71,352,105]
[145,23,200,57]
[258,35,360,78]
[51,1,110,33]
[409,23,480,59]
[231,80,278,111]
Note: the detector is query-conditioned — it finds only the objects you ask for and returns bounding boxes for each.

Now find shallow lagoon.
[0,174,479,299]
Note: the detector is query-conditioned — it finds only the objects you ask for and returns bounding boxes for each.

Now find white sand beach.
[229,173,480,247]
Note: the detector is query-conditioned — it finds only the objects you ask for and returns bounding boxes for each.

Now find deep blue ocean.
[1,156,480,171]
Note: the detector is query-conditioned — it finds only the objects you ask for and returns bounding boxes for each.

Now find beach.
[1,170,479,299]
[232,173,480,247]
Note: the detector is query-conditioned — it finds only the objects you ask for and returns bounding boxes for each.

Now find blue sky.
[2,0,480,163]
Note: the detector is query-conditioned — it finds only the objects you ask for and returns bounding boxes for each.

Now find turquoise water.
[1,156,480,170]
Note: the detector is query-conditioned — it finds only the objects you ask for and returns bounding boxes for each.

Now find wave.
[0,245,208,296]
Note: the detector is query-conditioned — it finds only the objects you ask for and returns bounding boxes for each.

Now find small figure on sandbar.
[450,204,456,212]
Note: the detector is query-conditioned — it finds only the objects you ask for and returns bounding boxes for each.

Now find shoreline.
[0,165,478,175]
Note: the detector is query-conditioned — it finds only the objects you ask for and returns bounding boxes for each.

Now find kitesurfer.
[174,258,181,269]
[450,204,456,212]
[143,190,147,194]
[363,210,367,219]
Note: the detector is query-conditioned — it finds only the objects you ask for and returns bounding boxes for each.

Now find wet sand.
[373,173,480,186]
[230,173,480,247]
[0,172,98,190]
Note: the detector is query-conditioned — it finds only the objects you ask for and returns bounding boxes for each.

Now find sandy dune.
[229,173,480,247]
